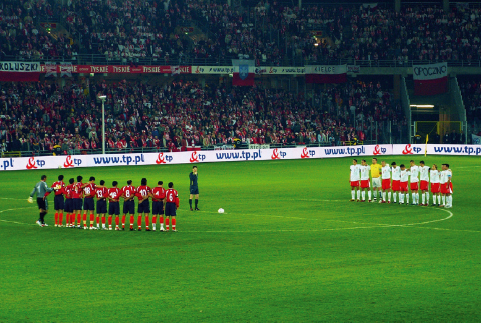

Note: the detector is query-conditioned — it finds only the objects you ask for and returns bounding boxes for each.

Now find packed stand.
[0,78,401,155]
[0,0,76,60]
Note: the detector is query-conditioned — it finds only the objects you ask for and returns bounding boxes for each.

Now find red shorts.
[382,179,391,190]
[350,181,360,187]
[360,180,370,189]
[430,183,440,193]
[441,183,453,194]
[420,180,429,191]
[410,182,419,190]
[400,181,409,192]
[392,180,401,192]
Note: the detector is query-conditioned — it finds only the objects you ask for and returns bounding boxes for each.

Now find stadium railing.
[3,55,481,68]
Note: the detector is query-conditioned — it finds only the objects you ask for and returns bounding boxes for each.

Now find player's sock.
[89,214,94,228]
[160,216,164,229]
[382,192,386,201]
[54,212,58,225]
[374,191,377,199]
[416,193,419,204]
[101,216,106,228]
[166,218,170,231]
[438,195,441,205]
[172,218,176,231]
[83,214,87,227]
[393,192,396,203]
[388,192,391,202]
[59,213,63,226]
[108,216,112,229]
[145,216,150,229]
[129,215,134,229]
[421,193,425,205]
[121,215,126,228]
[96,216,100,227]
[195,199,198,209]
[362,191,366,201]
[406,194,409,204]
[368,190,372,200]
[152,216,157,230]
[351,190,355,200]
[448,196,453,206]
[77,213,81,225]
[442,196,446,206]
[137,215,142,229]
[412,193,415,204]
[189,199,192,209]
[357,190,361,200]
[39,212,45,224]
[115,216,119,227]
[400,193,404,204]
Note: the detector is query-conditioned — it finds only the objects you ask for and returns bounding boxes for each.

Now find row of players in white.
[349,160,453,208]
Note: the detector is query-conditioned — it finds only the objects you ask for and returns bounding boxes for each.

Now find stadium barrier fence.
[1,144,479,172]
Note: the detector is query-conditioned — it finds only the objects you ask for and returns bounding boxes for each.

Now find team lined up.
[350,158,453,208]
[32,175,180,231]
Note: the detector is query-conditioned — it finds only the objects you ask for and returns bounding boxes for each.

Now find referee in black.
[189,166,200,211]
[29,175,54,226]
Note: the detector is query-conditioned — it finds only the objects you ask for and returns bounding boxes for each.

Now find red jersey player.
[47,175,66,227]
[64,178,75,227]
[164,182,179,232]
[151,181,166,231]
[82,176,97,229]
[95,180,109,230]
[121,180,136,230]
[108,181,122,230]
[72,176,84,228]
[135,178,152,231]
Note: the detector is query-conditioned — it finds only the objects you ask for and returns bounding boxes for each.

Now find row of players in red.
[46,175,179,231]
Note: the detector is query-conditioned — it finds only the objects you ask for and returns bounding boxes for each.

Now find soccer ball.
[218,208,224,214]
[58,165,62,169]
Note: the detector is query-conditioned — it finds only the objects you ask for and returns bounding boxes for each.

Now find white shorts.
[372,177,381,188]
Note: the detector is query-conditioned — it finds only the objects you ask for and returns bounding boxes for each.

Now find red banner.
[38,65,191,74]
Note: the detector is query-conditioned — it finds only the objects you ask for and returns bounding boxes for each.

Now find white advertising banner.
[1,144,479,172]
[412,62,447,81]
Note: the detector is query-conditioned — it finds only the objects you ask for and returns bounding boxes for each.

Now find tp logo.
[64,155,74,168]
[156,153,166,164]
[26,157,37,169]
[190,152,206,163]
[271,149,287,160]
[190,151,199,163]
[300,148,315,159]
[373,145,387,155]
[26,157,45,169]
[271,149,280,160]
[156,153,173,164]
[402,144,413,154]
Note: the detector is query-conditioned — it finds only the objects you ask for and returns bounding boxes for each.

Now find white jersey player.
[409,160,420,205]
[359,160,371,202]
[380,161,392,203]
[419,161,430,206]
[399,164,411,204]
[391,162,401,203]
[430,164,441,206]
[441,163,453,208]
[349,159,361,201]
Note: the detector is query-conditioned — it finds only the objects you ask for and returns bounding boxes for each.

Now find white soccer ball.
[58,165,62,169]
[218,208,224,214]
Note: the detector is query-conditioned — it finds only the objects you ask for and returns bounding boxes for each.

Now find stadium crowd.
[2,0,481,65]
[0,78,400,154]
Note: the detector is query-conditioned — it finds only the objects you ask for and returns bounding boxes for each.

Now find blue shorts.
[138,200,150,214]
[65,199,73,213]
[96,199,107,214]
[123,200,135,215]
[165,202,177,217]
[54,195,65,210]
[152,201,164,215]
[190,186,199,195]
[73,198,82,211]
[37,197,47,210]
[109,201,120,215]
[83,197,95,211]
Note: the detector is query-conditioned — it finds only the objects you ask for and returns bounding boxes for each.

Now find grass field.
[0,155,480,323]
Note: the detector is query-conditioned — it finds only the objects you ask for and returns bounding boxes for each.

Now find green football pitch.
[0,156,480,323]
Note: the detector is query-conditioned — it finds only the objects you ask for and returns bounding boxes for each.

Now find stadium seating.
[0,79,399,155]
